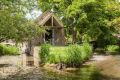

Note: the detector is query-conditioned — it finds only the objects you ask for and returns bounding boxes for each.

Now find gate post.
[22,41,40,67]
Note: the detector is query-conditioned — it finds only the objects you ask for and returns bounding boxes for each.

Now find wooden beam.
[52,16,55,45]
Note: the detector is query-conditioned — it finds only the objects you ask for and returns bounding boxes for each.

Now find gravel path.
[95,55,120,79]
[0,55,23,78]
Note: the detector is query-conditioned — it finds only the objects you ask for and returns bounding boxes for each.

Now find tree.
[0,0,42,42]
[38,0,120,47]
[0,0,44,57]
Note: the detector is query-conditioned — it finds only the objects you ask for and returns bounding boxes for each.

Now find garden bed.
[39,43,93,68]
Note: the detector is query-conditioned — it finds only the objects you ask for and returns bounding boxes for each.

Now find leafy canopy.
[38,0,120,45]
[0,0,43,42]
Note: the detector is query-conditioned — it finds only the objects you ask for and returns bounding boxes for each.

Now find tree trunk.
[27,40,34,56]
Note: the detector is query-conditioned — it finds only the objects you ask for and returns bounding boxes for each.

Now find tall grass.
[39,43,50,64]
[105,45,120,55]
[66,44,83,67]
[48,47,67,63]
[66,43,92,67]
[46,43,93,67]
[0,44,19,56]
[80,43,93,60]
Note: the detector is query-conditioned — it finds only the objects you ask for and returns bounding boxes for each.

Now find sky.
[25,9,42,20]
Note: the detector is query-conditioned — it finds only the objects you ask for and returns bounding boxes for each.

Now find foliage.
[105,45,120,54]
[47,43,93,67]
[0,44,19,56]
[48,47,67,63]
[66,44,83,67]
[96,35,119,48]
[39,43,50,64]
[109,17,120,32]
[0,0,43,42]
[0,0,44,56]
[38,0,120,48]
[80,43,93,60]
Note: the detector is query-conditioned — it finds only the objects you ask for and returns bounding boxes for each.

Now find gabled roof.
[36,10,63,27]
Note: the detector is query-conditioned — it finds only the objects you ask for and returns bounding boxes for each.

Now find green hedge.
[39,43,93,67]
[0,44,19,56]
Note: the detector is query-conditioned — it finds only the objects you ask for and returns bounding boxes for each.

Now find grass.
[105,45,120,55]
[66,44,83,67]
[0,44,19,56]
[39,43,50,64]
[40,43,93,67]
[48,46,67,63]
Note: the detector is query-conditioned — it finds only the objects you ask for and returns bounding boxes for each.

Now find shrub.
[96,35,119,48]
[48,47,67,63]
[0,44,4,55]
[39,43,50,64]
[66,44,83,67]
[105,45,120,55]
[80,43,93,60]
[47,43,93,67]
[0,44,19,56]
[66,43,92,67]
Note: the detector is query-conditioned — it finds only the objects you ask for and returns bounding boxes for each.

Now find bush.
[66,44,82,67]
[66,43,92,67]
[39,43,50,64]
[48,47,67,63]
[80,43,93,60]
[0,44,19,56]
[96,35,119,48]
[47,43,93,67]
[105,45,120,55]
[0,44,4,55]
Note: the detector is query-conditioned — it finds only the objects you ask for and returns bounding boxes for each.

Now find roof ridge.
[36,10,63,27]
[36,10,52,23]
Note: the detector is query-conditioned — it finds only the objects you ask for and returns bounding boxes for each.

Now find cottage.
[35,11,65,46]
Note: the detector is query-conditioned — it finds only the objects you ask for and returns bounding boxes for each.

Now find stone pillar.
[22,53,27,67]
[33,47,40,67]
[22,41,40,67]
